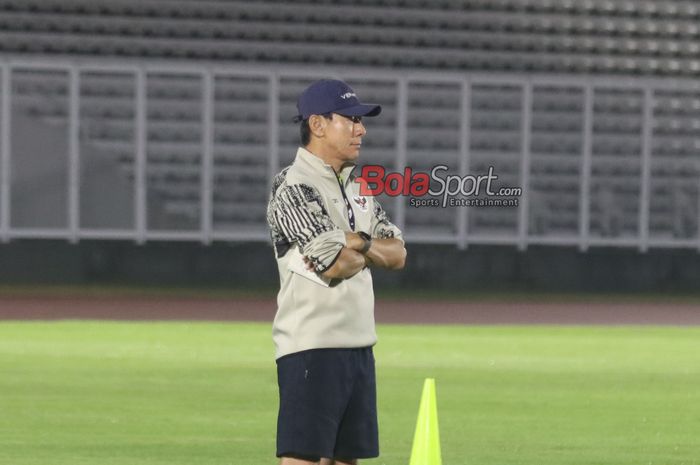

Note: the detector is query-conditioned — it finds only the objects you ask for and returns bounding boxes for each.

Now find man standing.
[266,79,407,465]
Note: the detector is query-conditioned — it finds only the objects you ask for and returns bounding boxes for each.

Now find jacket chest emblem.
[352,195,369,212]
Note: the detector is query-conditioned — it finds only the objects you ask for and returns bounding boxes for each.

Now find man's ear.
[308,114,327,138]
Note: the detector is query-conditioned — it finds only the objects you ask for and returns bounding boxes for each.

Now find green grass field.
[1,322,698,465]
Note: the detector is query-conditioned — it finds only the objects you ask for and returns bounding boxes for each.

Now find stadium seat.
[3,0,697,75]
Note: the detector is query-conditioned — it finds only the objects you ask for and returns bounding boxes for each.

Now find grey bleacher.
[2,0,700,75]
[9,65,700,242]
[465,85,521,235]
[140,75,204,230]
[528,86,582,236]
[648,88,700,239]
[8,68,273,231]
[4,0,700,244]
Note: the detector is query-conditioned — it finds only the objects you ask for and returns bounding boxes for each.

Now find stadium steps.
[1,0,700,74]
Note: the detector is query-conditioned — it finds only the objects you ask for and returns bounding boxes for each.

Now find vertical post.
[517,82,532,251]
[0,65,10,242]
[457,78,471,250]
[201,70,213,244]
[639,86,653,252]
[135,69,147,244]
[579,84,593,252]
[68,68,80,242]
[268,73,280,189]
[395,77,408,233]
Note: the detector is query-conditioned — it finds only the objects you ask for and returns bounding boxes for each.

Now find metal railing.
[2,56,700,251]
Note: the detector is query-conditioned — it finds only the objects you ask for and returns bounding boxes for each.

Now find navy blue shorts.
[276,347,379,461]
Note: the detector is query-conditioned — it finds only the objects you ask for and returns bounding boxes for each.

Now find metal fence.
[2,56,700,251]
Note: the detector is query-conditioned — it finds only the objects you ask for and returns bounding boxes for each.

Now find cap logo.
[340,92,356,99]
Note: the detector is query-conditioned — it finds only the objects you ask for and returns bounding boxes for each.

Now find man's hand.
[344,232,367,252]
[345,232,406,270]
[302,255,316,271]
[364,238,406,270]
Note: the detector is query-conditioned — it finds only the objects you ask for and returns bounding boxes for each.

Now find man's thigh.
[276,348,378,461]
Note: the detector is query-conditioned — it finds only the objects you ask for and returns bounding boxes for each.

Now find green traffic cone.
[409,378,442,465]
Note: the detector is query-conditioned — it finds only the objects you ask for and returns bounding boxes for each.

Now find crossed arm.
[305,232,406,280]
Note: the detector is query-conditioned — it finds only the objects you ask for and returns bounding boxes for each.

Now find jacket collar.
[295,147,356,186]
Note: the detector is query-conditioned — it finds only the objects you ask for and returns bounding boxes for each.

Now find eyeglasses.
[335,113,363,124]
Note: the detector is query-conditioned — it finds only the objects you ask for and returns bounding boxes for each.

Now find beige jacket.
[266,147,403,359]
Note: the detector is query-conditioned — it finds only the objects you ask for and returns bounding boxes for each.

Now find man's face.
[318,113,367,165]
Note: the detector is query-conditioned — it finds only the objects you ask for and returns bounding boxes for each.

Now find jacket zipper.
[334,171,356,231]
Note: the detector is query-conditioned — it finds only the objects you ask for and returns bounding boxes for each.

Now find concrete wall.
[1,240,699,294]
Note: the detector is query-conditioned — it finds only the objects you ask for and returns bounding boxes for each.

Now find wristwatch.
[358,231,372,254]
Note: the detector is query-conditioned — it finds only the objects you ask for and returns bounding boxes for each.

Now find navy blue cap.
[295,79,382,122]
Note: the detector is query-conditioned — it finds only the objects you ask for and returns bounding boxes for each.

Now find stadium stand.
[2,0,700,250]
[1,0,700,75]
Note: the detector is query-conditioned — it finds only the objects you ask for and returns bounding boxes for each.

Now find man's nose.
[355,122,367,136]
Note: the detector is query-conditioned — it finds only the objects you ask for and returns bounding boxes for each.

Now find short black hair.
[300,113,332,146]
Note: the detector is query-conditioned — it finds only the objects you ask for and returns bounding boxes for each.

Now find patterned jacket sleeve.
[268,183,346,273]
[370,198,404,242]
